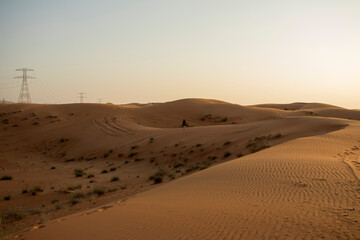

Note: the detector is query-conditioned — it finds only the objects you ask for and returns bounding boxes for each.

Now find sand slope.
[22,120,360,240]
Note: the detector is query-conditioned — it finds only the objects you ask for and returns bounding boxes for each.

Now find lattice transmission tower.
[77,92,87,103]
[14,68,35,103]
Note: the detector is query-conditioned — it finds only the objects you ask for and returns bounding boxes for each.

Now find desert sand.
[0,99,359,239]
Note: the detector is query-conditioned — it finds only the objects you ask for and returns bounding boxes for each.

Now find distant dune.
[0,99,359,239]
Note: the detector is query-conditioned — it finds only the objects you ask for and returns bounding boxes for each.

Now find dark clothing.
[182,120,187,127]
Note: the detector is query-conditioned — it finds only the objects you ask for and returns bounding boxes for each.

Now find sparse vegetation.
[59,138,69,143]
[149,169,166,184]
[200,114,212,121]
[111,176,119,182]
[74,168,84,177]
[92,186,106,196]
[50,166,56,170]
[246,134,281,153]
[55,204,63,210]
[173,162,184,168]
[128,152,138,158]
[70,192,84,205]
[22,189,28,194]
[0,175,12,181]
[149,137,154,143]
[87,174,95,178]
[67,184,82,191]
[186,160,213,173]
[4,195,11,201]
[223,151,231,158]
[30,186,43,195]
[0,208,26,223]
[101,169,108,174]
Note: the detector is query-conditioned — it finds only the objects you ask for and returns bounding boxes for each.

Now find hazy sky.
[0,0,359,108]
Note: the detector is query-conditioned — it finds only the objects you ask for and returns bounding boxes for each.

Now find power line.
[77,92,87,103]
[14,68,35,103]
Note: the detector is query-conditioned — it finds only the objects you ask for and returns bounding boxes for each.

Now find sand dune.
[21,120,360,240]
[0,99,360,239]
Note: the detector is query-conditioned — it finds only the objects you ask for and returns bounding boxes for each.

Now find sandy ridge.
[22,121,360,240]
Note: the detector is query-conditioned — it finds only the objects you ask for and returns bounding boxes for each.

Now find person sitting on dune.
[182,119,187,128]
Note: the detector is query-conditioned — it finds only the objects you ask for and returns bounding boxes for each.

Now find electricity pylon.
[14,68,35,103]
[77,92,87,103]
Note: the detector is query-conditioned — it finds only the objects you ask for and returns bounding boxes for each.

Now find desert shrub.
[223,141,232,146]
[92,186,106,196]
[59,138,69,143]
[195,143,202,147]
[87,174,95,178]
[251,145,270,153]
[221,117,228,122]
[128,152,138,158]
[236,153,243,158]
[173,162,184,168]
[149,137,154,143]
[0,175,12,181]
[0,208,26,223]
[109,167,116,172]
[150,157,156,163]
[101,169,108,174]
[118,153,123,158]
[67,184,82,191]
[186,165,200,173]
[274,133,282,138]
[200,114,212,121]
[134,158,144,162]
[149,169,166,184]
[55,204,63,210]
[4,195,11,201]
[120,185,127,190]
[108,187,117,192]
[50,166,56,170]
[110,176,119,182]
[74,169,84,177]
[131,145,138,150]
[70,192,84,205]
[223,152,231,158]
[22,189,28,194]
[30,186,43,195]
